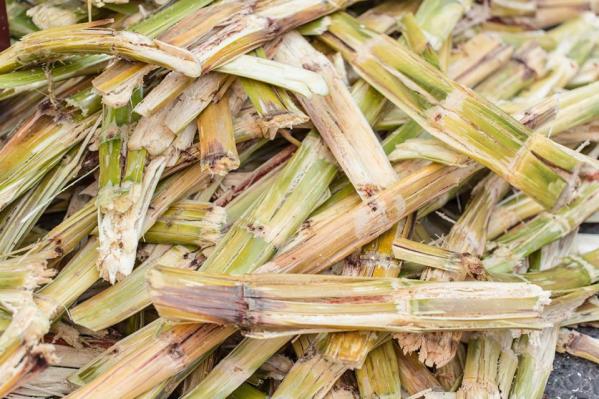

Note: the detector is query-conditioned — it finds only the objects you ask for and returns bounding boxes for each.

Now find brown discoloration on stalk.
[395,349,443,396]
[197,95,239,176]
[557,328,599,364]
[215,145,295,207]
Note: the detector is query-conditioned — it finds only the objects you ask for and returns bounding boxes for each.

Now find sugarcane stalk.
[218,54,328,98]
[487,192,545,240]
[66,322,236,399]
[97,124,167,282]
[492,0,598,28]
[69,246,199,331]
[214,144,295,208]
[524,80,599,137]
[0,263,53,291]
[181,336,289,399]
[169,135,337,398]
[396,349,443,396]
[320,12,587,209]
[457,332,514,399]
[509,327,559,399]
[0,135,90,254]
[392,238,484,276]
[8,342,111,398]
[561,296,599,326]
[435,344,466,391]
[197,94,240,175]
[568,44,599,88]
[357,0,420,34]
[556,328,599,364]
[389,138,469,166]
[0,20,202,77]
[92,0,219,107]
[239,48,309,139]
[396,174,510,368]
[1,160,214,394]
[484,181,599,273]
[68,131,337,398]
[393,239,599,292]
[475,41,548,101]
[0,111,97,212]
[274,32,396,199]
[0,237,99,395]
[143,201,226,246]
[200,132,336,275]
[132,0,362,119]
[257,161,480,276]
[448,33,514,87]
[355,340,402,399]
[271,220,411,398]
[0,292,54,397]
[149,268,551,333]
[262,65,413,399]
[0,55,107,101]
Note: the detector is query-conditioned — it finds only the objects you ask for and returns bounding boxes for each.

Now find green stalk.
[320,12,586,209]
[181,337,289,399]
[392,238,484,276]
[133,0,361,120]
[239,48,309,139]
[355,340,402,399]
[0,112,97,212]
[487,192,545,240]
[0,21,202,77]
[389,137,468,166]
[457,332,514,399]
[68,132,337,399]
[0,291,52,396]
[484,182,599,273]
[143,201,226,246]
[448,33,514,87]
[199,132,337,275]
[475,42,548,101]
[0,55,107,101]
[393,240,599,292]
[0,136,90,254]
[509,327,559,399]
[96,89,161,283]
[69,246,198,331]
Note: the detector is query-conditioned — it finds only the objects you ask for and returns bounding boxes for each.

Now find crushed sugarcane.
[0,1,598,398]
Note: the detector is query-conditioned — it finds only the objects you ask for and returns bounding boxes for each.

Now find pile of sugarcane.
[1,0,599,398]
